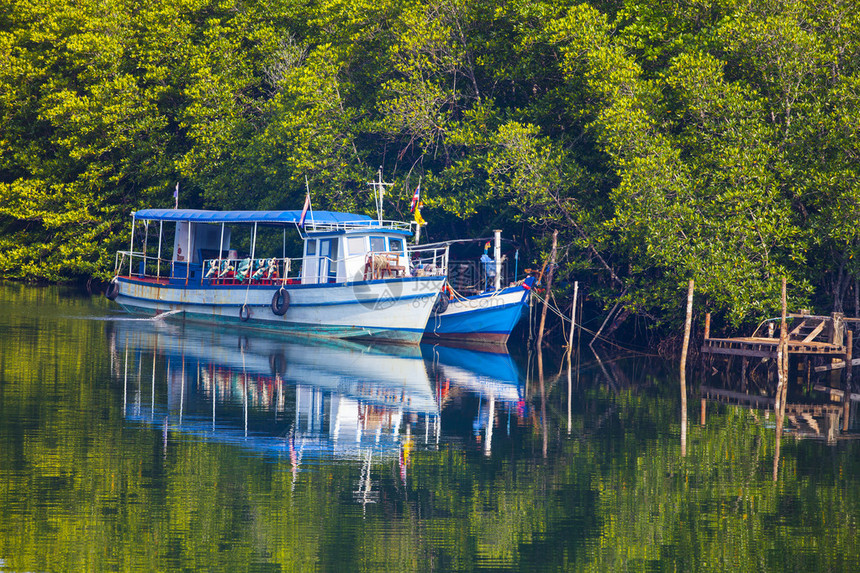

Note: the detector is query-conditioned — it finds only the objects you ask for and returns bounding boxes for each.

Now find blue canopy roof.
[132,209,373,225]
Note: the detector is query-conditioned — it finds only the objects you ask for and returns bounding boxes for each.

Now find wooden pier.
[702,311,851,360]
[703,336,846,359]
[700,309,858,434]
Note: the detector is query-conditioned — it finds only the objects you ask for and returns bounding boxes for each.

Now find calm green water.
[1,284,859,572]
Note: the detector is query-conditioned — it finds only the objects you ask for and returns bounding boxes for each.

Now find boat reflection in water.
[108,320,529,495]
[423,343,526,455]
[108,319,440,465]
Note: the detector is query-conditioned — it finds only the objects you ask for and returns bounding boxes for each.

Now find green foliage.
[3,0,860,330]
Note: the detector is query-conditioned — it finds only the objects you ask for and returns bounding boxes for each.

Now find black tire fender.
[105,280,119,301]
[239,304,251,322]
[271,288,290,316]
[432,292,450,316]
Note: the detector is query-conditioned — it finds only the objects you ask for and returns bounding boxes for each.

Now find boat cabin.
[116,209,436,287]
[301,228,409,284]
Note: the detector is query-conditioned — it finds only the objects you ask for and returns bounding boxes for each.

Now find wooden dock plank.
[813,358,860,373]
[789,319,809,336]
[702,335,844,357]
[801,320,827,343]
[701,345,776,359]
[812,385,860,402]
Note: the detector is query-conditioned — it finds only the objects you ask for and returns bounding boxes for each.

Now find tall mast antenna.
[368,168,393,224]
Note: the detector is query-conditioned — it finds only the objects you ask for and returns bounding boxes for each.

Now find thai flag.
[299,192,311,228]
[409,184,421,212]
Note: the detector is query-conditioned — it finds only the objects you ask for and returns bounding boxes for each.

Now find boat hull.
[423,280,533,345]
[113,275,446,344]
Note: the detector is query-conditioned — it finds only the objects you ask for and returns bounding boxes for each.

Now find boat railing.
[304,219,412,233]
[201,257,295,286]
[447,258,511,294]
[408,245,449,278]
[114,251,297,286]
[115,250,174,280]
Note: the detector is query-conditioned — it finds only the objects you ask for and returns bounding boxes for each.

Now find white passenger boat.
[106,208,449,344]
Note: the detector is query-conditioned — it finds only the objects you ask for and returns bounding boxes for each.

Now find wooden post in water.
[844,329,852,432]
[773,277,788,481]
[702,312,712,372]
[536,230,558,352]
[567,360,572,435]
[567,281,579,361]
[680,279,694,457]
[779,280,790,411]
[535,231,557,459]
[567,281,578,436]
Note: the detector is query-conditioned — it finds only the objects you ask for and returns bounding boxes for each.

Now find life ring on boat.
[432,292,450,315]
[105,280,119,301]
[271,288,290,316]
[239,304,251,322]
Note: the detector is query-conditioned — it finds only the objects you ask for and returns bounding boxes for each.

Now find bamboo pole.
[567,281,578,436]
[536,230,558,351]
[776,277,789,415]
[567,281,579,360]
[540,354,547,459]
[493,229,502,292]
[844,329,852,432]
[680,279,694,457]
[773,277,788,481]
[567,361,572,436]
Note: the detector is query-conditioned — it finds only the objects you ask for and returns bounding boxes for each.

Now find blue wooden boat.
[423,278,535,344]
[415,231,534,345]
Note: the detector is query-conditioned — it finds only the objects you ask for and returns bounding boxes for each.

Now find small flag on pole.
[299,192,311,228]
[409,184,421,212]
[414,202,426,226]
[174,182,179,209]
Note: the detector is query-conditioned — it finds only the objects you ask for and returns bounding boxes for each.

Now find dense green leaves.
[3,0,860,331]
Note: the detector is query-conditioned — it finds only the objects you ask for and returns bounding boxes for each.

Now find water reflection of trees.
[2,287,860,571]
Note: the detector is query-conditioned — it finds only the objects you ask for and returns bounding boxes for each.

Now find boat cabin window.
[389,238,404,254]
[306,240,316,256]
[370,236,386,253]
[347,236,365,255]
